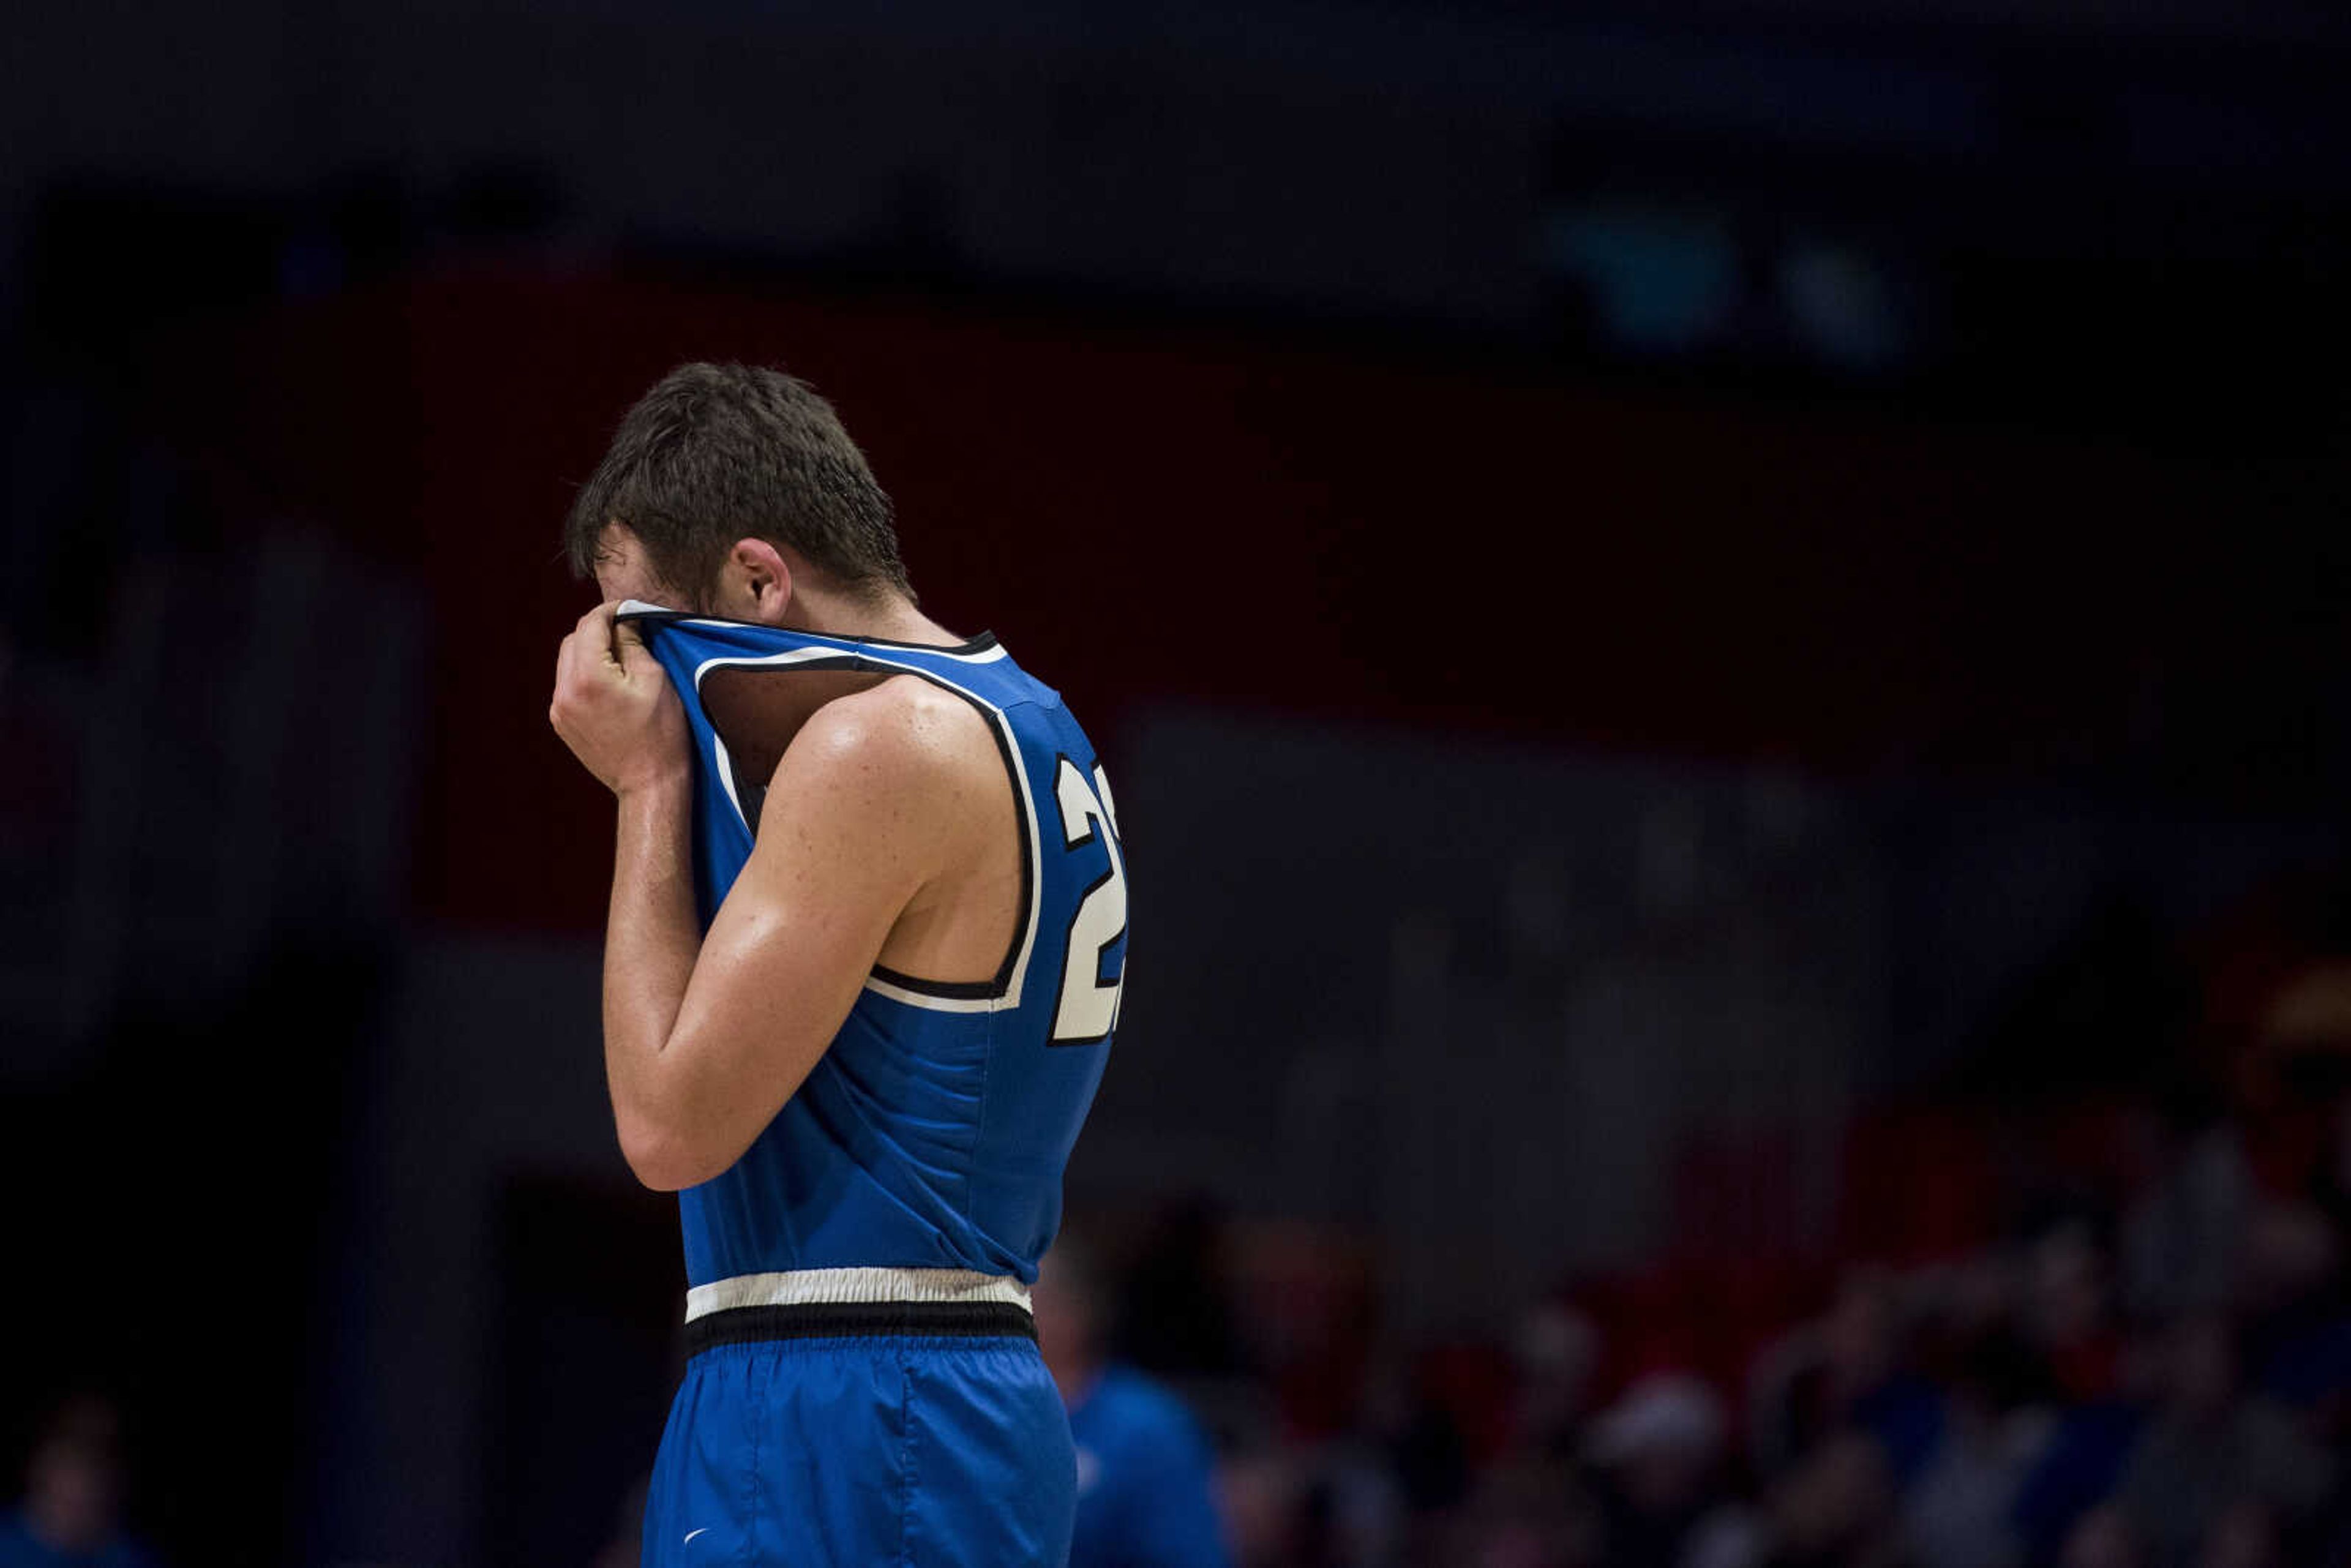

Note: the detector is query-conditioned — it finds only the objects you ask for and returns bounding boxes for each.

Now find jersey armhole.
[688,653,1043,1013]
[863,688,1041,1010]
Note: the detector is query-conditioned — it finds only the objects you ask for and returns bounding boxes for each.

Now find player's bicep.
[658,702,951,1158]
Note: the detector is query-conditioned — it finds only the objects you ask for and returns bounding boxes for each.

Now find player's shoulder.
[785,672,999,791]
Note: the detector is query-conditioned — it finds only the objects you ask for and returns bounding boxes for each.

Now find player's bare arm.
[549,601,1012,1191]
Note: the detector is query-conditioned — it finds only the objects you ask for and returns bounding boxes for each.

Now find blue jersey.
[621,604,1124,1289]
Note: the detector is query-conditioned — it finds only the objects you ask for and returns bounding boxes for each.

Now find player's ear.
[728,538,795,625]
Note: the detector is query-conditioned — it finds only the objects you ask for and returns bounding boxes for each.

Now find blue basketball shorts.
[641,1327,1077,1567]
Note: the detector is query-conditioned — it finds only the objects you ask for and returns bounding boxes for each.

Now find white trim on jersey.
[619,601,1011,664]
[861,971,998,1013]
[677,640,1048,1016]
[684,1266,1033,1322]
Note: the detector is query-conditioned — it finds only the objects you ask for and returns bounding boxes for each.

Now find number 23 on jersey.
[1051,759,1125,1045]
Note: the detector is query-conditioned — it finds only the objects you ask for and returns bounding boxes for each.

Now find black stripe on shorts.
[684,1299,1037,1356]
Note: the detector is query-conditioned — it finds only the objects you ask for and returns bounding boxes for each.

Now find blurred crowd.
[20,1073,2351,1568]
[1093,1073,2351,1568]
[20,893,2351,1568]
[23,1060,2351,1568]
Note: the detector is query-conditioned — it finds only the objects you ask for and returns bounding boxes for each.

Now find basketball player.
[549,363,1126,1565]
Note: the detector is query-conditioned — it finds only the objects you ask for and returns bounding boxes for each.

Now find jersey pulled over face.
[618,602,1125,1286]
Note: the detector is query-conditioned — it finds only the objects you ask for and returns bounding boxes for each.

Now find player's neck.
[789,588,970,649]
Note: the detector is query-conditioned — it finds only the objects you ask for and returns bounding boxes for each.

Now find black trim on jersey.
[869,964,1000,1000]
[1048,752,1127,1048]
[615,605,999,658]
[683,649,1036,1003]
[684,1299,1037,1354]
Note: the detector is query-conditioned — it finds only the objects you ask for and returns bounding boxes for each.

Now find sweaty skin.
[548,532,1019,1191]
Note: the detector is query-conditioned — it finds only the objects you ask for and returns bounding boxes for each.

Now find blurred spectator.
[1589,1373,1763,1568]
[2238,1199,2351,1427]
[1752,1273,1943,1488]
[2192,1501,2279,1568]
[1297,1362,1409,1567]
[2010,1392,2145,1568]
[1758,1430,1908,1568]
[2057,1504,2141,1568]
[2022,1219,2123,1406]
[0,1395,159,1568]
[1217,1449,1304,1568]
[1454,1450,1597,1568]
[1038,1239,1234,1568]
[2118,1089,2253,1323]
[2112,1315,2330,1568]
[1388,1362,1475,1518]
[1900,1330,2051,1568]
[2233,1106,2351,1438]
[1511,1304,1600,1458]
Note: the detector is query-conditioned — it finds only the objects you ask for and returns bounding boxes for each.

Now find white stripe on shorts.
[683,1266,1033,1324]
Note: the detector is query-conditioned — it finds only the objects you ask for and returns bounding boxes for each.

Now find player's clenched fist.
[550,601,691,797]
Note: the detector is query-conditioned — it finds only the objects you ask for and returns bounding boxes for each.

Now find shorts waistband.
[682,1267,1035,1353]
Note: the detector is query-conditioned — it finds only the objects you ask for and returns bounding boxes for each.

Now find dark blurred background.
[3,2,2350,1565]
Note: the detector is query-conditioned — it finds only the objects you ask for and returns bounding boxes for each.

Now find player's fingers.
[552,628,590,735]
[563,604,605,672]
[612,613,677,695]
[587,601,628,669]
[552,631,578,708]
[612,613,659,674]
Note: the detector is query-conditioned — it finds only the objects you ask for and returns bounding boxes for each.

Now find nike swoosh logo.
[683,1528,710,1546]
